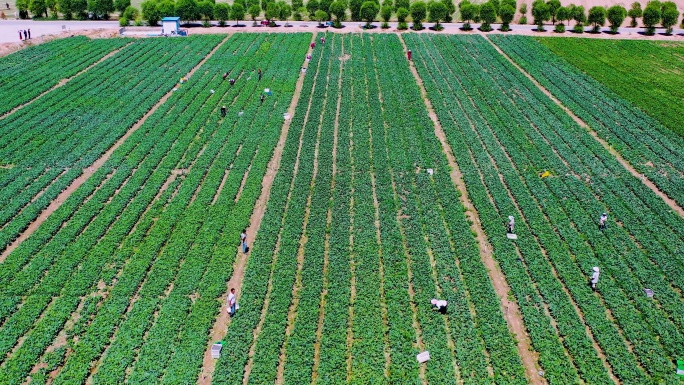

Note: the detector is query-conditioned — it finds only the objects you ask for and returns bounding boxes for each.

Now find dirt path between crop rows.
[198,33,317,385]
[0,43,130,121]
[0,36,230,265]
[482,34,684,220]
[398,33,544,385]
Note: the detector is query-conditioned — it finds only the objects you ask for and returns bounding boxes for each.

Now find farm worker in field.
[320,37,325,44]
[260,94,265,104]
[27,29,30,39]
[507,216,515,234]
[223,72,228,80]
[22,30,27,40]
[229,78,235,86]
[220,106,226,117]
[599,213,608,230]
[258,68,262,81]
[241,229,248,253]
[18,29,22,40]
[310,42,315,49]
[590,267,600,290]
[228,288,237,316]
[306,54,311,61]
[431,299,448,314]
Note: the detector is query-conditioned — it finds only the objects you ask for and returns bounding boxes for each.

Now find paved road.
[1,18,682,44]
[0,20,118,43]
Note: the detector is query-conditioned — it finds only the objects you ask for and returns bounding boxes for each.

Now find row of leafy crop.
[471,34,684,374]
[0,35,225,385]
[243,32,340,384]
[489,35,684,209]
[216,32,526,384]
[44,33,310,385]
[371,34,526,384]
[0,36,223,255]
[0,36,129,116]
[408,33,684,383]
[82,33,268,385]
[129,33,311,385]
[212,32,321,385]
[537,38,684,138]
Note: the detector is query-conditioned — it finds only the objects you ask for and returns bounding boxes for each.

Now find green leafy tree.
[499,3,514,29]
[72,0,87,19]
[248,3,260,20]
[231,2,245,23]
[470,3,479,21]
[460,1,475,29]
[88,0,114,18]
[292,0,302,9]
[265,1,279,23]
[396,5,408,28]
[260,0,272,11]
[141,0,161,25]
[198,0,213,23]
[175,0,198,22]
[572,4,585,31]
[58,0,73,18]
[214,2,229,25]
[642,2,660,33]
[349,0,363,20]
[278,2,292,23]
[489,0,499,13]
[360,0,378,27]
[314,8,327,23]
[119,15,128,24]
[329,0,346,25]
[16,0,29,18]
[441,0,455,21]
[501,0,515,9]
[45,0,57,17]
[518,1,526,14]
[555,5,569,24]
[587,5,606,32]
[546,0,559,23]
[306,0,319,17]
[410,0,426,29]
[114,0,129,14]
[428,0,446,29]
[479,1,496,30]
[661,2,678,34]
[157,0,175,16]
[606,4,626,32]
[123,4,138,18]
[394,0,408,12]
[380,4,391,27]
[627,1,642,26]
[30,0,48,17]
[531,0,550,30]
[319,0,333,14]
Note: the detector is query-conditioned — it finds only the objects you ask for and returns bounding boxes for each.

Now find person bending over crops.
[431,299,448,314]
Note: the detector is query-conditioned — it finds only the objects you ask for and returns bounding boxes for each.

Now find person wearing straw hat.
[507,216,515,234]
[590,267,600,290]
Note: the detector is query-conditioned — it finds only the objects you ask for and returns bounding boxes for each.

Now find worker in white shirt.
[599,213,608,231]
[228,288,237,316]
[590,267,600,290]
[507,216,515,234]
[431,298,448,314]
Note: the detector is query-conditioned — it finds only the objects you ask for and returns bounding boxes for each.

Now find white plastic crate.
[416,351,430,363]
[211,343,223,359]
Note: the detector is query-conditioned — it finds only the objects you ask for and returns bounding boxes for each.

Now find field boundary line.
[482,34,684,219]
[0,36,230,264]
[199,32,317,385]
[0,43,131,121]
[398,33,543,385]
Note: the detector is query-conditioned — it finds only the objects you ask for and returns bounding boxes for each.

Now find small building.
[161,17,181,35]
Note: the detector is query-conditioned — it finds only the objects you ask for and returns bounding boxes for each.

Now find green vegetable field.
[0,32,683,384]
